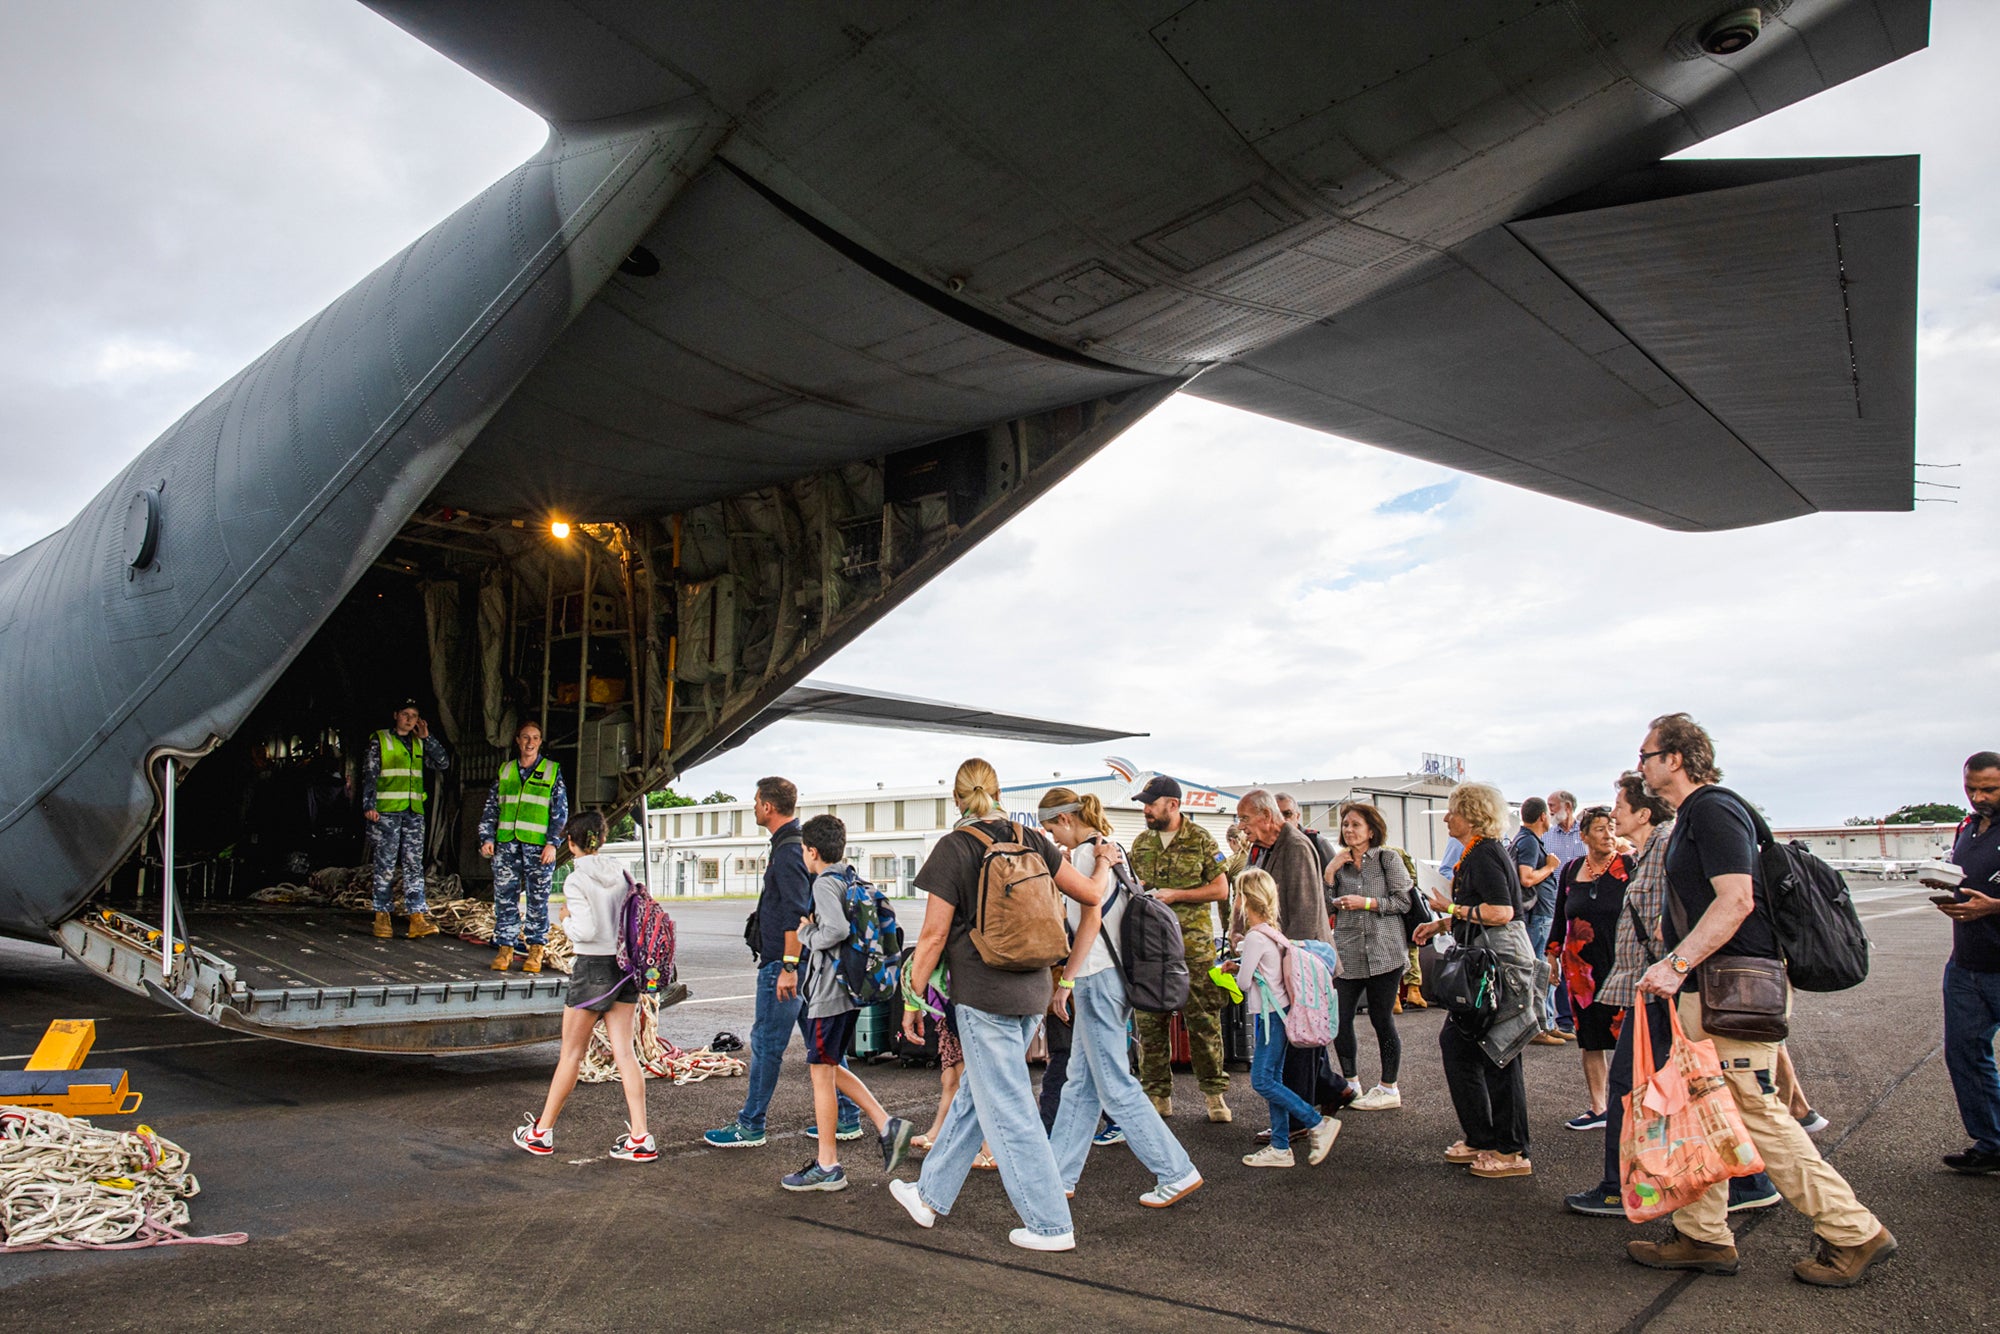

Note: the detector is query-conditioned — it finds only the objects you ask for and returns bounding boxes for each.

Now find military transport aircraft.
[0,2,1927,1049]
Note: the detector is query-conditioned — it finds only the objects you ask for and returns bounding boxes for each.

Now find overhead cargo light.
[1701,8,1763,55]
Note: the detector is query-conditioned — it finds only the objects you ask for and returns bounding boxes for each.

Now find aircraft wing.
[695,679,1142,763]
[1189,157,1919,532]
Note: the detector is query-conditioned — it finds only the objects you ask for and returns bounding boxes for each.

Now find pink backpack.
[1251,924,1336,1048]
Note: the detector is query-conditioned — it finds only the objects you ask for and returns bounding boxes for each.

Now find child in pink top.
[1230,870,1339,1170]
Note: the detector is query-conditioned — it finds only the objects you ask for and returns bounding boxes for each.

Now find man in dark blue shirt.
[1511,797,1562,1041]
[1628,713,1894,1288]
[1937,751,2000,1173]
[704,776,855,1147]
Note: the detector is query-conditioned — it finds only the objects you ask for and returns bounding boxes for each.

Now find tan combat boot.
[1793,1227,1898,1288]
[1627,1227,1740,1275]
[1150,1094,1172,1117]
[406,912,439,939]
[372,912,393,939]
[521,945,544,974]
[1206,1093,1233,1123]
[489,945,515,971]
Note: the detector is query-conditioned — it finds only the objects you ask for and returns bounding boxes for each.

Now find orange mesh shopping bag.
[1620,998,1765,1222]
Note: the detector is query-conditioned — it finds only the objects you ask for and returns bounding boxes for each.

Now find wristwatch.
[1668,953,1693,977]
[780,961,798,974]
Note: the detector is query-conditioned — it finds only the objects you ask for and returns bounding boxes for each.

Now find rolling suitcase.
[847,999,898,1062]
[1168,1011,1191,1068]
[1221,996,1255,1070]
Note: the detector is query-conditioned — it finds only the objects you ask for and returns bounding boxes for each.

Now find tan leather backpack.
[959,822,1069,971]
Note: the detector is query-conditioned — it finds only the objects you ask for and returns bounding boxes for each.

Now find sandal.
[1443,1140,1479,1165]
[972,1150,998,1171]
[910,1134,934,1154]
[1470,1152,1534,1179]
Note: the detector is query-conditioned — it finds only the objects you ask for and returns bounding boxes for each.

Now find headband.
[1037,802,1082,820]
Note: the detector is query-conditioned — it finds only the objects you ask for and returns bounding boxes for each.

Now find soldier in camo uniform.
[1128,776,1233,1123]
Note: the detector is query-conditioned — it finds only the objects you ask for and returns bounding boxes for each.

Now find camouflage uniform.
[1131,819,1231,1097]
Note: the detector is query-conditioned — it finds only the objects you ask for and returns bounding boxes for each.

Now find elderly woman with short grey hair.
[1325,802,1413,1110]
[1412,781,1538,1179]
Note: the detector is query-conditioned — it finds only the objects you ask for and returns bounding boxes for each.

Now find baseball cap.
[1132,775,1182,804]
[396,697,421,712]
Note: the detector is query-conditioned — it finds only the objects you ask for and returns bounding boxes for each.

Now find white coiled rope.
[0,1108,247,1251]
[578,994,746,1086]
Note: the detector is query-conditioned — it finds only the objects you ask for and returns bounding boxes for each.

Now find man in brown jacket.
[1238,789,1350,1138]
[1239,789,1331,944]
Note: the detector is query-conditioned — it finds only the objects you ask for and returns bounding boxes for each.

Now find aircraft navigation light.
[550,521,571,539]
[1701,8,1763,55]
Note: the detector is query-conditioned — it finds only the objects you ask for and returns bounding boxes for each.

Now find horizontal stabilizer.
[1190,157,1918,532]
[700,679,1142,760]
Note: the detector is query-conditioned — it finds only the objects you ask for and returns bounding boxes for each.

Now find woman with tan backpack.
[888,759,1116,1253]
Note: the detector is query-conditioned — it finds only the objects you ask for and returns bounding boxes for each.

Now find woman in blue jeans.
[1038,788,1202,1206]
[889,759,1116,1252]
[1232,869,1340,1168]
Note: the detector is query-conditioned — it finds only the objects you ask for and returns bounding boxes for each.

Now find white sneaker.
[1305,1115,1342,1166]
[1242,1145,1295,1168]
[1351,1084,1402,1111]
[889,1178,936,1229]
[1009,1227,1076,1252]
[1139,1169,1204,1209]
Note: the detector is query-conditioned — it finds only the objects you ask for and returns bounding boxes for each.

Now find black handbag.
[1419,930,1500,1020]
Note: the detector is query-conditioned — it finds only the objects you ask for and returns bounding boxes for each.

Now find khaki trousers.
[1671,993,1880,1247]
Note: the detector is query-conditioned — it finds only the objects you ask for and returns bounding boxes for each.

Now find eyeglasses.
[1637,749,1667,765]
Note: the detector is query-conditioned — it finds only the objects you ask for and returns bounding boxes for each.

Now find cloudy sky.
[2,2,1992,825]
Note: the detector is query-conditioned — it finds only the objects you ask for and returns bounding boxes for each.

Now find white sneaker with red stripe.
[512,1114,554,1156]
[610,1127,658,1162]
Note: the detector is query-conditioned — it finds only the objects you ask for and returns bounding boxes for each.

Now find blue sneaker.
[880,1116,915,1172]
[781,1160,848,1192]
[703,1123,767,1149]
[1093,1124,1126,1146]
[806,1119,865,1142]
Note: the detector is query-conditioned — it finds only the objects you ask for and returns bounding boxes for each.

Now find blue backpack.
[835,867,904,1005]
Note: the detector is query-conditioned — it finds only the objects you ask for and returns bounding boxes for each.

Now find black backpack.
[1383,847,1436,944]
[1708,787,1869,993]
[1088,838,1190,1013]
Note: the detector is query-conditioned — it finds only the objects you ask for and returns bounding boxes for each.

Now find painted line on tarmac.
[1619,1038,1943,1333]
[676,993,757,1006]
[0,1036,261,1063]
[1860,905,1950,923]
[788,1214,1330,1332]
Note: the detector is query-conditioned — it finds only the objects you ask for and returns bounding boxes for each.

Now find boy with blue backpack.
[783,814,916,1192]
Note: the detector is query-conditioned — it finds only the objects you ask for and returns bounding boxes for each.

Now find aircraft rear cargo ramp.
[61,908,582,1053]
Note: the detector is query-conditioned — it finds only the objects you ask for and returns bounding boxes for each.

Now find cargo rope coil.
[578,994,745,1086]
[0,1108,247,1252]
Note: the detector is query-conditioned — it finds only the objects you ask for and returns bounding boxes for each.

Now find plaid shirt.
[1597,817,1674,1009]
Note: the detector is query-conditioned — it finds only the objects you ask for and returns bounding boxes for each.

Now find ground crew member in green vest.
[479,719,569,972]
[362,698,452,939]
[1128,775,1233,1123]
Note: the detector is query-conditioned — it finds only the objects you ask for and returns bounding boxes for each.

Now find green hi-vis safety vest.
[495,758,559,846]
[374,730,427,814]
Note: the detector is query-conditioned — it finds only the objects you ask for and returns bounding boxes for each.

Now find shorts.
[939,1001,963,1069]
[801,1011,857,1065]
[567,955,638,1012]
[1575,1000,1623,1052]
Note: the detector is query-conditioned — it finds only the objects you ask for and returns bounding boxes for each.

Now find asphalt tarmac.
[3,881,1992,1332]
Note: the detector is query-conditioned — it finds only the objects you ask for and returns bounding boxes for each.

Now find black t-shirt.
[1555,854,1631,986]
[913,819,1068,1016]
[1949,816,2000,973]
[1451,837,1521,945]
[1662,786,1779,959]
[1510,828,1555,914]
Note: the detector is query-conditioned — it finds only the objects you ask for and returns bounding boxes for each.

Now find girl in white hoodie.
[511,812,655,1161]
